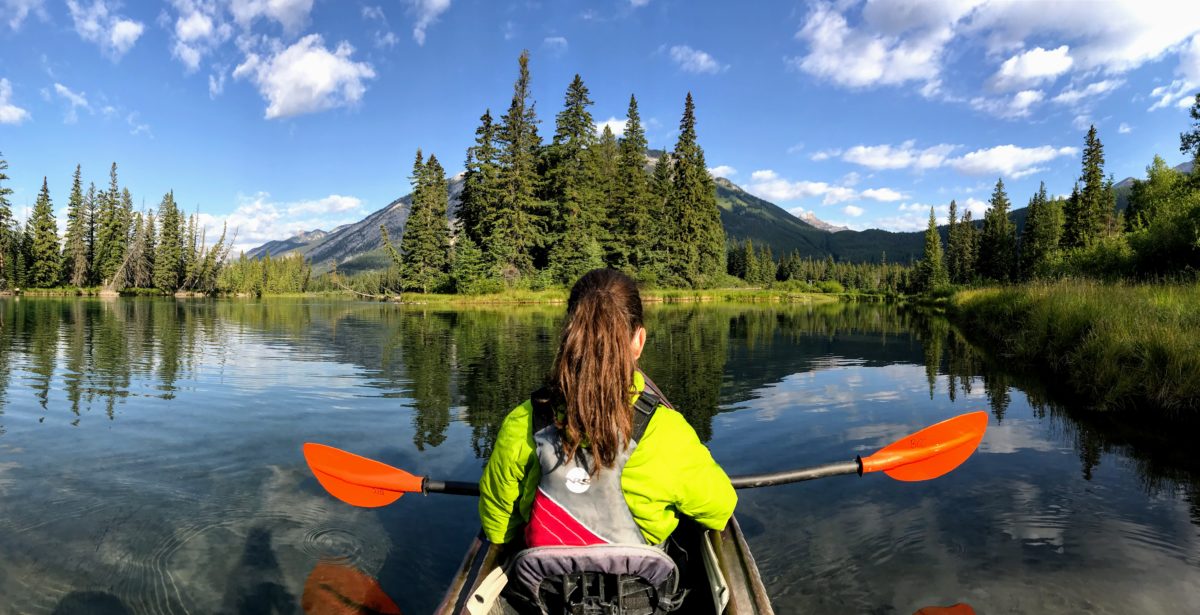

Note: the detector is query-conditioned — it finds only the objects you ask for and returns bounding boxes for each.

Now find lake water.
[0,297,1197,614]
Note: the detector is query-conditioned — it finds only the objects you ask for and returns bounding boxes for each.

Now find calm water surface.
[0,297,1197,614]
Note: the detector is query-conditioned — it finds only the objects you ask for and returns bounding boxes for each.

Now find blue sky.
[1,1,1198,250]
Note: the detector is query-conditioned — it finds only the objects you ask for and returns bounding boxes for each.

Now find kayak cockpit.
[435,516,773,615]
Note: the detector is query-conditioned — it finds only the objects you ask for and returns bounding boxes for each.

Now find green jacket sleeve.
[478,401,538,544]
[652,407,737,531]
[622,405,737,536]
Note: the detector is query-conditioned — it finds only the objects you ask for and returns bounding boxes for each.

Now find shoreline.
[948,280,1200,417]
[2,287,857,305]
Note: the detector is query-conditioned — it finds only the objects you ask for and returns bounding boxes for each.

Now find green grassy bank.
[949,281,1200,416]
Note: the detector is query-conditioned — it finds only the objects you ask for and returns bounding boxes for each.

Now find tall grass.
[950,281,1200,416]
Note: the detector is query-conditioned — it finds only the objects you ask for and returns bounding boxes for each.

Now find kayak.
[434,515,774,614]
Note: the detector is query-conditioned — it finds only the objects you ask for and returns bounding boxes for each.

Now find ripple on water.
[301,525,388,569]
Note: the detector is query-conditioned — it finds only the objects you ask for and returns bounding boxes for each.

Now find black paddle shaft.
[422,458,863,496]
[728,458,862,489]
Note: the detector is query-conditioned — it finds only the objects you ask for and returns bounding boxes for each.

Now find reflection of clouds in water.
[805,356,867,370]
[745,364,927,422]
[998,480,1065,548]
[842,423,910,451]
[0,464,389,614]
[0,461,17,495]
[980,420,1063,455]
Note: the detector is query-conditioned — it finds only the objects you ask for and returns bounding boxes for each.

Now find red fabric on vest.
[525,489,609,547]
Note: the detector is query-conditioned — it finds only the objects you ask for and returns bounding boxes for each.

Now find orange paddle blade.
[303,443,425,508]
[859,411,988,481]
[302,561,402,615]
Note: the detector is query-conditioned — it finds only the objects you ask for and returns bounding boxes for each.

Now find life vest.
[523,384,659,547]
[505,375,686,614]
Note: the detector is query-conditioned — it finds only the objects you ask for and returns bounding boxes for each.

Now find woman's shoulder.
[644,403,699,442]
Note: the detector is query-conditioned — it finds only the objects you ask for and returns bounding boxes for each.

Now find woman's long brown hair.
[550,268,644,471]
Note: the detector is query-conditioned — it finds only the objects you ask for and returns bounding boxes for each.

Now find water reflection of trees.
[916,308,1200,524]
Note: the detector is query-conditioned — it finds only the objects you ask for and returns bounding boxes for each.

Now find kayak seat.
[504,543,684,615]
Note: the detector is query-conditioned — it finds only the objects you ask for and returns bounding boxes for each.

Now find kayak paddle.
[303,411,987,507]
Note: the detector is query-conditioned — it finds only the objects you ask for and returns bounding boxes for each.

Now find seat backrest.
[508,543,678,600]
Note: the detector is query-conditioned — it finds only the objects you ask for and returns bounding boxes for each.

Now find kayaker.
[478,268,736,611]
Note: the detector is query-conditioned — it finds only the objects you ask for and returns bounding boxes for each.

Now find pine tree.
[1019,182,1063,279]
[459,110,501,247]
[143,211,156,287]
[63,165,89,286]
[154,191,182,292]
[449,234,492,294]
[1064,125,1109,247]
[93,162,128,284]
[544,74,597,237]
[127,211,152,288]
[643,150,674,279]
[0,154,13,288]
[84,182,97,284]
[399,152,451,293]
[757,245,775,286]
[961,209,978,282]
[589,125,619,260]
[491,50,543,277]
[945,200,960,283]
[979,178,1016,282]
[28,177,60,287]
[665,93,725,287]
[614,95,652,269]
[916,207,949,291]
[1180,93,1200,161]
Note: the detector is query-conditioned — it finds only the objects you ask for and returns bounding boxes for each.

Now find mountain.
[798,212,849,232]
[246,175,465,273]
[1113,160,1193,211]
[247,229,328,259]
[246,174,932,271]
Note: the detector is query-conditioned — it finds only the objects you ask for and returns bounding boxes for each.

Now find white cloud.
[708,165,736,179]
[543,36,568,55]
[791,1,1200,116]
[407,0,451,46]
[1148,79,1197,111]
[669,45,726,74]
[213,192,367,254]
[234,34,376,119]
[1071,114,1092,132]
[963,197,989,217]
[229,0,314,35]
[843,205,864,217]
[842,141,957,170]
[861,188,903,202]
[989,46,1073,91]
[362,5,386,21]
[208,67,226,98]
[0,78,31,124]
[786,142,805,154]
[169,0,233,73]
[53,82,90,123]
[594,116,626,137]
[629,0,650,6]
[970,89,1043,118]
[66,0,144,59]
[4,0,46,30]
[126,111,151,137]
[968,1,1200,74]
[789,1,969,89]
[375,31,399,48]
[948,144,1077,178]
[1051,79,1123,106]
[746,169,901,205]
[1118,122,1132,134]
[810,149,840,161]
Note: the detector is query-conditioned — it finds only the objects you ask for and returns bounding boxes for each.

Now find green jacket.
[478,371,737,545]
